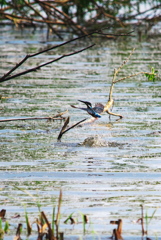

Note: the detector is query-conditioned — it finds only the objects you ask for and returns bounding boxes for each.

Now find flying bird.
[71,100,104,118]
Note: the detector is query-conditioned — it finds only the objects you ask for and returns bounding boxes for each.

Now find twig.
[115,48,135,75]
[57,117,87,142]
[0,117,64,123]
[37,0,88,36]
[90,0,124,26]
[1,12,63,25]
[103,48,136,119]
[0,111,68,122]
[33,0,63,39]
[96,30,134,37]
[113,71,157,84]
[0,28,133,83]
[141,205,145,236]
[55,189,62,240]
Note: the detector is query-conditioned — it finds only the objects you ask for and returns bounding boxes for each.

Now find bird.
[71,100,104,118]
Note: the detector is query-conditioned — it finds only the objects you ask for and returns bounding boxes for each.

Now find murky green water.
[0,26,161,238]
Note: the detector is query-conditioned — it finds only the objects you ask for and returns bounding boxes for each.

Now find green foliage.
[0,218,9,239]
[144,67,158,82]
[0,0,25,4]
[0,0,7,7]
[25,209,32,236]
[0,219,2,230]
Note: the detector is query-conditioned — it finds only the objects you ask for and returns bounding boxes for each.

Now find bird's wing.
[78,100,92,107]
[93,103,104,114]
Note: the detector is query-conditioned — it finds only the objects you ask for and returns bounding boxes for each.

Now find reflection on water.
[0,25,161,237]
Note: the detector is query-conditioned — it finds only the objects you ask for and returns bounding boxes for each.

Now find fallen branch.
[0,117,64,123]
[57,117,87,142]
[0,111,68,123]
[113,71,157,84]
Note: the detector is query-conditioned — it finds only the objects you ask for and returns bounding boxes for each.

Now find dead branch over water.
[0,28,133,83]
[0,43,94,83]
[57,117,87,142]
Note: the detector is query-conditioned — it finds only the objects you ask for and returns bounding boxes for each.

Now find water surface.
[0,26,161,238]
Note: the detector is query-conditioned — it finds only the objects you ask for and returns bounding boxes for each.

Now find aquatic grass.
[55,189,62,239]
[82,213,87,235]
[0,197,160,240]
[52,206,56,235]
[25,208,32,236]
[64,212,75,224]
[140,204,158,237]
[76,211,88,235]
[0,212,9,240]
[145,206,158,236]
[6,188,63,239]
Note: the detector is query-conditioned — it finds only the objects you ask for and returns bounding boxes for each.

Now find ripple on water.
[0,29,161,237]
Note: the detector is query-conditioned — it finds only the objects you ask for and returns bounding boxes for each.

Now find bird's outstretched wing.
[93,103,104,114]
[78,100,92,107]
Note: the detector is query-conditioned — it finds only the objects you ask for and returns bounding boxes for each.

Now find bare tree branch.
[0,29,133,83]
[0,117,64,123]
[0,44,95,82]
[57,117,87,142]
[113,71,157,84]
[0,111,68,123]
